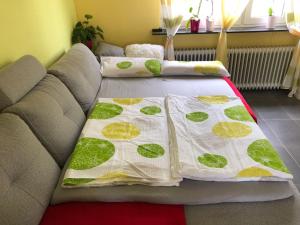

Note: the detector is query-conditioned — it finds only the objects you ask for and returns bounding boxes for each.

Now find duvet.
[63,97,181,187]
[63,96,292,188]
[167,95,293,182]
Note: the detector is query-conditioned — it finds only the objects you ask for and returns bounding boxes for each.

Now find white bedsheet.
[98,77,236,98]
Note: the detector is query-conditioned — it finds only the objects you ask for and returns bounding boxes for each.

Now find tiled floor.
[242,90,300,190]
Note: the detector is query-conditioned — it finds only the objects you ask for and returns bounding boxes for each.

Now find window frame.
[164,0,287,31]
[242,0,286,27]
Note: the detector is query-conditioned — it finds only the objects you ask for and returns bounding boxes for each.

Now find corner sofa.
[1,44,300,225]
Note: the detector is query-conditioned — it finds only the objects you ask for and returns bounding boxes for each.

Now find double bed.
[47,76,300,225]
[12,44,295,225]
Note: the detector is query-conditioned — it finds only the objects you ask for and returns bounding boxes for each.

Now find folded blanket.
[166,95,293,182]
[63,97,181,187]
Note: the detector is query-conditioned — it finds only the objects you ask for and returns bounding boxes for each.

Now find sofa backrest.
[0,55,86,167]
[0,113,60,225]
[48,43,101,113]
[0,55,45,111]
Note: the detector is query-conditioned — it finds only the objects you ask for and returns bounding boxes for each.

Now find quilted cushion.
[0,113,60,225]
[125,44,164,60]
[0,55,46,111]
[48,43,101,113]
[95,42,125,57]
[4,75,86,167]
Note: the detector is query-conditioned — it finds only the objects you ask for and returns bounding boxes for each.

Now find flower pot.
[190,19,200,33]
[266,16,276,29]
[85,40,93,49]
[206,17,214,32]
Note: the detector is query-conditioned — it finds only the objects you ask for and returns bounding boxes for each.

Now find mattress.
[98,77,236,98]
[52,76,295,205]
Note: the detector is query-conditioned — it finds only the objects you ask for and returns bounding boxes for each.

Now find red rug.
[40,202,186,225]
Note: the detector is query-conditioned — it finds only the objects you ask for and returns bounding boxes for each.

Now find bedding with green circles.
[166,95,292,182]
[63,96,292,187]
[63,97,178,187]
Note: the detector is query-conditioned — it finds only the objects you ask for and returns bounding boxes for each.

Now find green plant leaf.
[85,14,93,20]
[96,26,103,32]
[189,7,193,13]
[186,19,191,29]
[268,7,273,16]
[75,21,83,28]
[97,32,104,40]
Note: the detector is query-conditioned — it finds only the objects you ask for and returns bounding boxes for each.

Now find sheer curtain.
[282,0,300,99]
[161,0,184,60]
[216,0,249,68]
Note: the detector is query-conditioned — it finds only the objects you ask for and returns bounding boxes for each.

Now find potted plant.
[266,7,276,29]
[186,0,203,33]
[71,14,104,50]
[205,0,214,32]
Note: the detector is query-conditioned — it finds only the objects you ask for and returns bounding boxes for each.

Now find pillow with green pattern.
[101,57,162,77]
[162,60,230,77]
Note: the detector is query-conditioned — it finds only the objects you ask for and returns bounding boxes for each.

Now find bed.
[47,76,300,225]
[42,43,300,225]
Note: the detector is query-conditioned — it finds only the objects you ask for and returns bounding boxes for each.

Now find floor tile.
[282,104,300,120]
[265,119,300,164]
[258,119,300,185]
[242,90,300,191]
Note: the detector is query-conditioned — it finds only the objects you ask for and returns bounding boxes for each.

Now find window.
[171,0,286,29]
[243,0,286,26]
[179,0,222,28]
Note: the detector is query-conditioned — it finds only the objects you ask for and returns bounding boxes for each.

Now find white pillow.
[125,44,164,60]
[162,60,230,77]
[101,57,162,77]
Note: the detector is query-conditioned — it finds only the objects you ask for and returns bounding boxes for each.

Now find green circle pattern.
[198,153,228,168]
[186,112,209,122]
[224,105,254,122]
[117,61,132,69]
[247,139,289,173]
[145,59,161,76]
[69,137,115,170]
[63,178,95,186]
[89,102,123,119]
[140,106,161,115]
[137,144,165,158]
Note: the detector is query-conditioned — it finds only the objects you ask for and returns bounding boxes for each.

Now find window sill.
[152,26,288,35]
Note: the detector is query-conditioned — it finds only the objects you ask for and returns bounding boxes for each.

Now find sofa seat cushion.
[0,55,46,111]
[4,75,86,167]
[0,113,60,225]
[48,43,101,113]
[40,202,185,225]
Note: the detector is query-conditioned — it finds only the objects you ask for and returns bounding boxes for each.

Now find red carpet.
[40,202,186,225]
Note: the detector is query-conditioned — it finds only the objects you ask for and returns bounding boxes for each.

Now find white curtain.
[216,0,249,68]
[161,0,184,60]
[282,0,300,99]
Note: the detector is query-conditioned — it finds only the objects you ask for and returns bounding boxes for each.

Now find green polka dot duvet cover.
[63,97,181,187]
[166,95,292,182]
[63,96,292,188]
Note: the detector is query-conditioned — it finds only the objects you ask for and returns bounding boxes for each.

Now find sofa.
[1,43,300,225]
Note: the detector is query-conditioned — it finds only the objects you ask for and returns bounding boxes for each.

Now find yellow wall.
[0,0,77,68]
[74,0,297,48]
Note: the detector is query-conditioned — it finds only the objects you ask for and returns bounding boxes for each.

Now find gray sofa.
[1,43,300,225]
[0,44,100,225]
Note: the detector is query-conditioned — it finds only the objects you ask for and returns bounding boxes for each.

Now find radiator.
[174,46,294,90]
